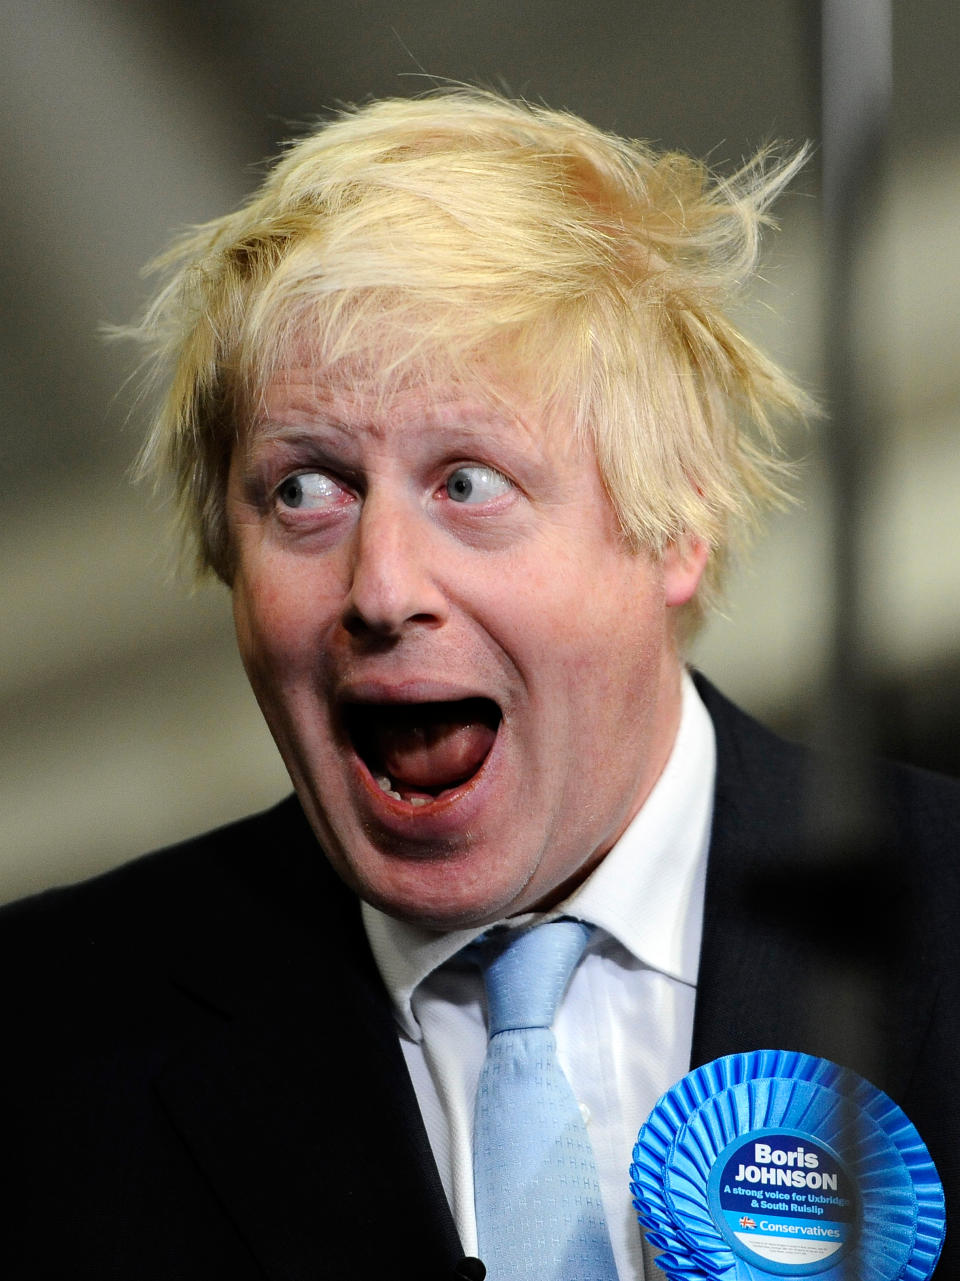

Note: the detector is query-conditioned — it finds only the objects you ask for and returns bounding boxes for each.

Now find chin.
[350,846,538,932]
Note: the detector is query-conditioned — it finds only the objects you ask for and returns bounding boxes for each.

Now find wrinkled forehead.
[239,321,585,457]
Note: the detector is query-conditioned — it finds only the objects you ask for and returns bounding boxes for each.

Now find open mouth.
[344,697,502,806]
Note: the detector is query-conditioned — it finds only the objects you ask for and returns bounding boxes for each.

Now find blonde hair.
[126,88,814,624]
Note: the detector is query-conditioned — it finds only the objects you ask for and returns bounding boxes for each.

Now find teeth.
[374,774,410,802]
[375,774,431,806]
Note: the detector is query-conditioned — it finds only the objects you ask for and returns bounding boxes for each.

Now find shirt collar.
[362,669,716,1041]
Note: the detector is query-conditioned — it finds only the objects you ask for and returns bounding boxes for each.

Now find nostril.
[341,603,444,641]
[341,602,402,641]
[342,573,448,637]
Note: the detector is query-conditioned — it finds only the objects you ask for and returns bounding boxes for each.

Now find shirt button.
[579,1102,591,1124]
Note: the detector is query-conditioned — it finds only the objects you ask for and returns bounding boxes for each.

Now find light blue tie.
[471,919,619,1281]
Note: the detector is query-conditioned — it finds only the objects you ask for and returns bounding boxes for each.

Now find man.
[2,90,957,1279]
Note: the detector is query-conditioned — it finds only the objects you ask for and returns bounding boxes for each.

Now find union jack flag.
[739,1216,756,1230]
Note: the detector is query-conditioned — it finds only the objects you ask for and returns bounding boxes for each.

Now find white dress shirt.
[362,671,716,1279]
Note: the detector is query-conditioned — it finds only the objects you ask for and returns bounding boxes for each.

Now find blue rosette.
[630,1050,945,1281]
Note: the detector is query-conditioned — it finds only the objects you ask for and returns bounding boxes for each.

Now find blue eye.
[445,465,511,504]
[277,472,342,509]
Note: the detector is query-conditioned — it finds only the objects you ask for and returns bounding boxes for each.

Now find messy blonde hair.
[126,88,813,625]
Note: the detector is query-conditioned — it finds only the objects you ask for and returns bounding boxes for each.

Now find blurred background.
[1,0,957,903]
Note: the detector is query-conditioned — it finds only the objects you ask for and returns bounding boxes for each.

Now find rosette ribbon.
[630,1050,945,1281]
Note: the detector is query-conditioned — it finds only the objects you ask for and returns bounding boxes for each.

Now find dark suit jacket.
[2,679,958,1279]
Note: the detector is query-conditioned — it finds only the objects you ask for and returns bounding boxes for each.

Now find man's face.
[227,367,704,929]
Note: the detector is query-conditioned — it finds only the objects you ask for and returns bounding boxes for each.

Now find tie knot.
[474,919,592,1035]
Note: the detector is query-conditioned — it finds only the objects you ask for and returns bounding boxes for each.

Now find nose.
[341,495,449,639]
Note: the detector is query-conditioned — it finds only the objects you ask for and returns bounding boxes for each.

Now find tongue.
[377,715,496,789]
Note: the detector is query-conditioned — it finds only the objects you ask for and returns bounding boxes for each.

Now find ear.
[662,535,709,608]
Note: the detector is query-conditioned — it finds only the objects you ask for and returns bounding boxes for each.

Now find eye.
[276,471,345,510]
[445,465,512,504]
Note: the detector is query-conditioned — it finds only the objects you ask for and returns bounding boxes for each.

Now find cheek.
[580,578,670,706]
[565,561,667,656]
[232,547,342,667]
[231,585,274,699]
[232,565,305,688]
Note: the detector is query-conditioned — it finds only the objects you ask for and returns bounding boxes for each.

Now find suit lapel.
[691,676,933,1102]
[150,801,462,1280]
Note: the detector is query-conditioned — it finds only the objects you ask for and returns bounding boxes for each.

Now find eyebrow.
[244,422,347,451]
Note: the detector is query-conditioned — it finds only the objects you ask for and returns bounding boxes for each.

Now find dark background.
[1,0,958,900]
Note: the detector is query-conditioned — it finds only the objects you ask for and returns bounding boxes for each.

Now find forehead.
[242,310,580,433]
[246,361,581,460]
